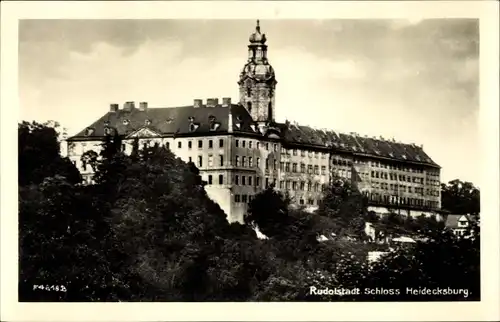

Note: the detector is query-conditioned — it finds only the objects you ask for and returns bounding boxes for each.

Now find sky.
[19,19,479,184]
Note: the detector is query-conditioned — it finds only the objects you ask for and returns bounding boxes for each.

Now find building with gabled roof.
[66,21,442,223]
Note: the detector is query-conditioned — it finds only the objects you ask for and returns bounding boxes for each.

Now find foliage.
[316,176,369,238]
[441,179,480,215]
[18,121,481,302]
[18,121,81,185]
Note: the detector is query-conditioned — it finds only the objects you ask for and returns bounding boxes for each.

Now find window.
[301,163,305,173]
[292,149,297,156]
[307,182,312,191]
[241,140,245,148]
[242,176,246,185]
[321,166,326,175]
[219,155,224,166]
[166,142,170,149]
[248,176,253,186]
[314,183,319,192]
[292,163,297,172]
[300,181,305,190]
[274,160,277,170]
[257,142,260,149]
[265,177,269,187]
[314,165,319,175]
[257,157,260,168]
[300,199,305,205]
[280,180,284,189]
[308,199,314,205]
[236,140,239,148]
[235,194,240,202]
[242,195,248,203]
[308,165,313,174]
[249,157,253,167]
[235,175,239,185]
[208,140,213,149]
[301,150,305,157]
[286,180,291,189]
[256,177,260,187]
[178,141,182,148]
[280,162,285,171]
[248,195,253,202]
[235,156,240,166]
[198,156,203,167]
[274,144,278,152]
[285,163,290,172]
[208,175,213,185]
[242,156,246,167]
[208,155,214,167]
[265,143,269,150]
[292,181,297,190]
[219,139,224,147]
[219,174,223,185]
[249,141,253,149]
[188,156,192,163]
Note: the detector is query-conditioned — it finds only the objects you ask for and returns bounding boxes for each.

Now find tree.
[316,176,369,238]
[18,121,81,185]
[441,179,480,215]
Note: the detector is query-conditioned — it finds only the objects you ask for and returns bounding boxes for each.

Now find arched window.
[247,102,252,114]
[268,102,273,120]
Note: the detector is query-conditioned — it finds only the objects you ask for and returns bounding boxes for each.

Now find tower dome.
[249,20,267,44]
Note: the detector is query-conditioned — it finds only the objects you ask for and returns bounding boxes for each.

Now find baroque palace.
[66,21,442,223]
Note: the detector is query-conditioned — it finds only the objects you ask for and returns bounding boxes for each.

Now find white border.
[1,1,499,321]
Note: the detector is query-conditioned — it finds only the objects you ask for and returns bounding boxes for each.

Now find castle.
[66,21,442,223]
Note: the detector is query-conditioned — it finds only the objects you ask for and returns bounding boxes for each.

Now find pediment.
[127,127,161,138]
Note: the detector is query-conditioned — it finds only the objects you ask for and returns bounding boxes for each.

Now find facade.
[66,21,442,224]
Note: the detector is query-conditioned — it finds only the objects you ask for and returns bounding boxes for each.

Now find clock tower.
[238,20,277,124]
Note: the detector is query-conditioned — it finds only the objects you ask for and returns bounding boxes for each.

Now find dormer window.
[104,121,110,127]
[104,127,111,136]
[123,119,130,126]
[188,116,195,123]
[85,127,95,136]
[235,116,242,130]
[210,122,220,131]
[166,117,174,124]
[208,115,216,123]
[250,124,256,132]
[402,154,407,159]
[145,119,151,126]
[189,123,200,132]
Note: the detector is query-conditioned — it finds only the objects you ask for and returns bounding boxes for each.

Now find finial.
[256,19,260,31]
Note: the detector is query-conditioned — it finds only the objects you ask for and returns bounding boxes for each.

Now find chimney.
[206,98,215,107]
[222,97,231,106]
[139,102,148,111]
[123,101,135,111]
[110,103,119,112]
[193,99,202,108]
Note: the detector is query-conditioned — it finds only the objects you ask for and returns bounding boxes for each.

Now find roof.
[276,122,438,166]
[69,102,439,167]
[70,103,256,139]
[445,214,478,229]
